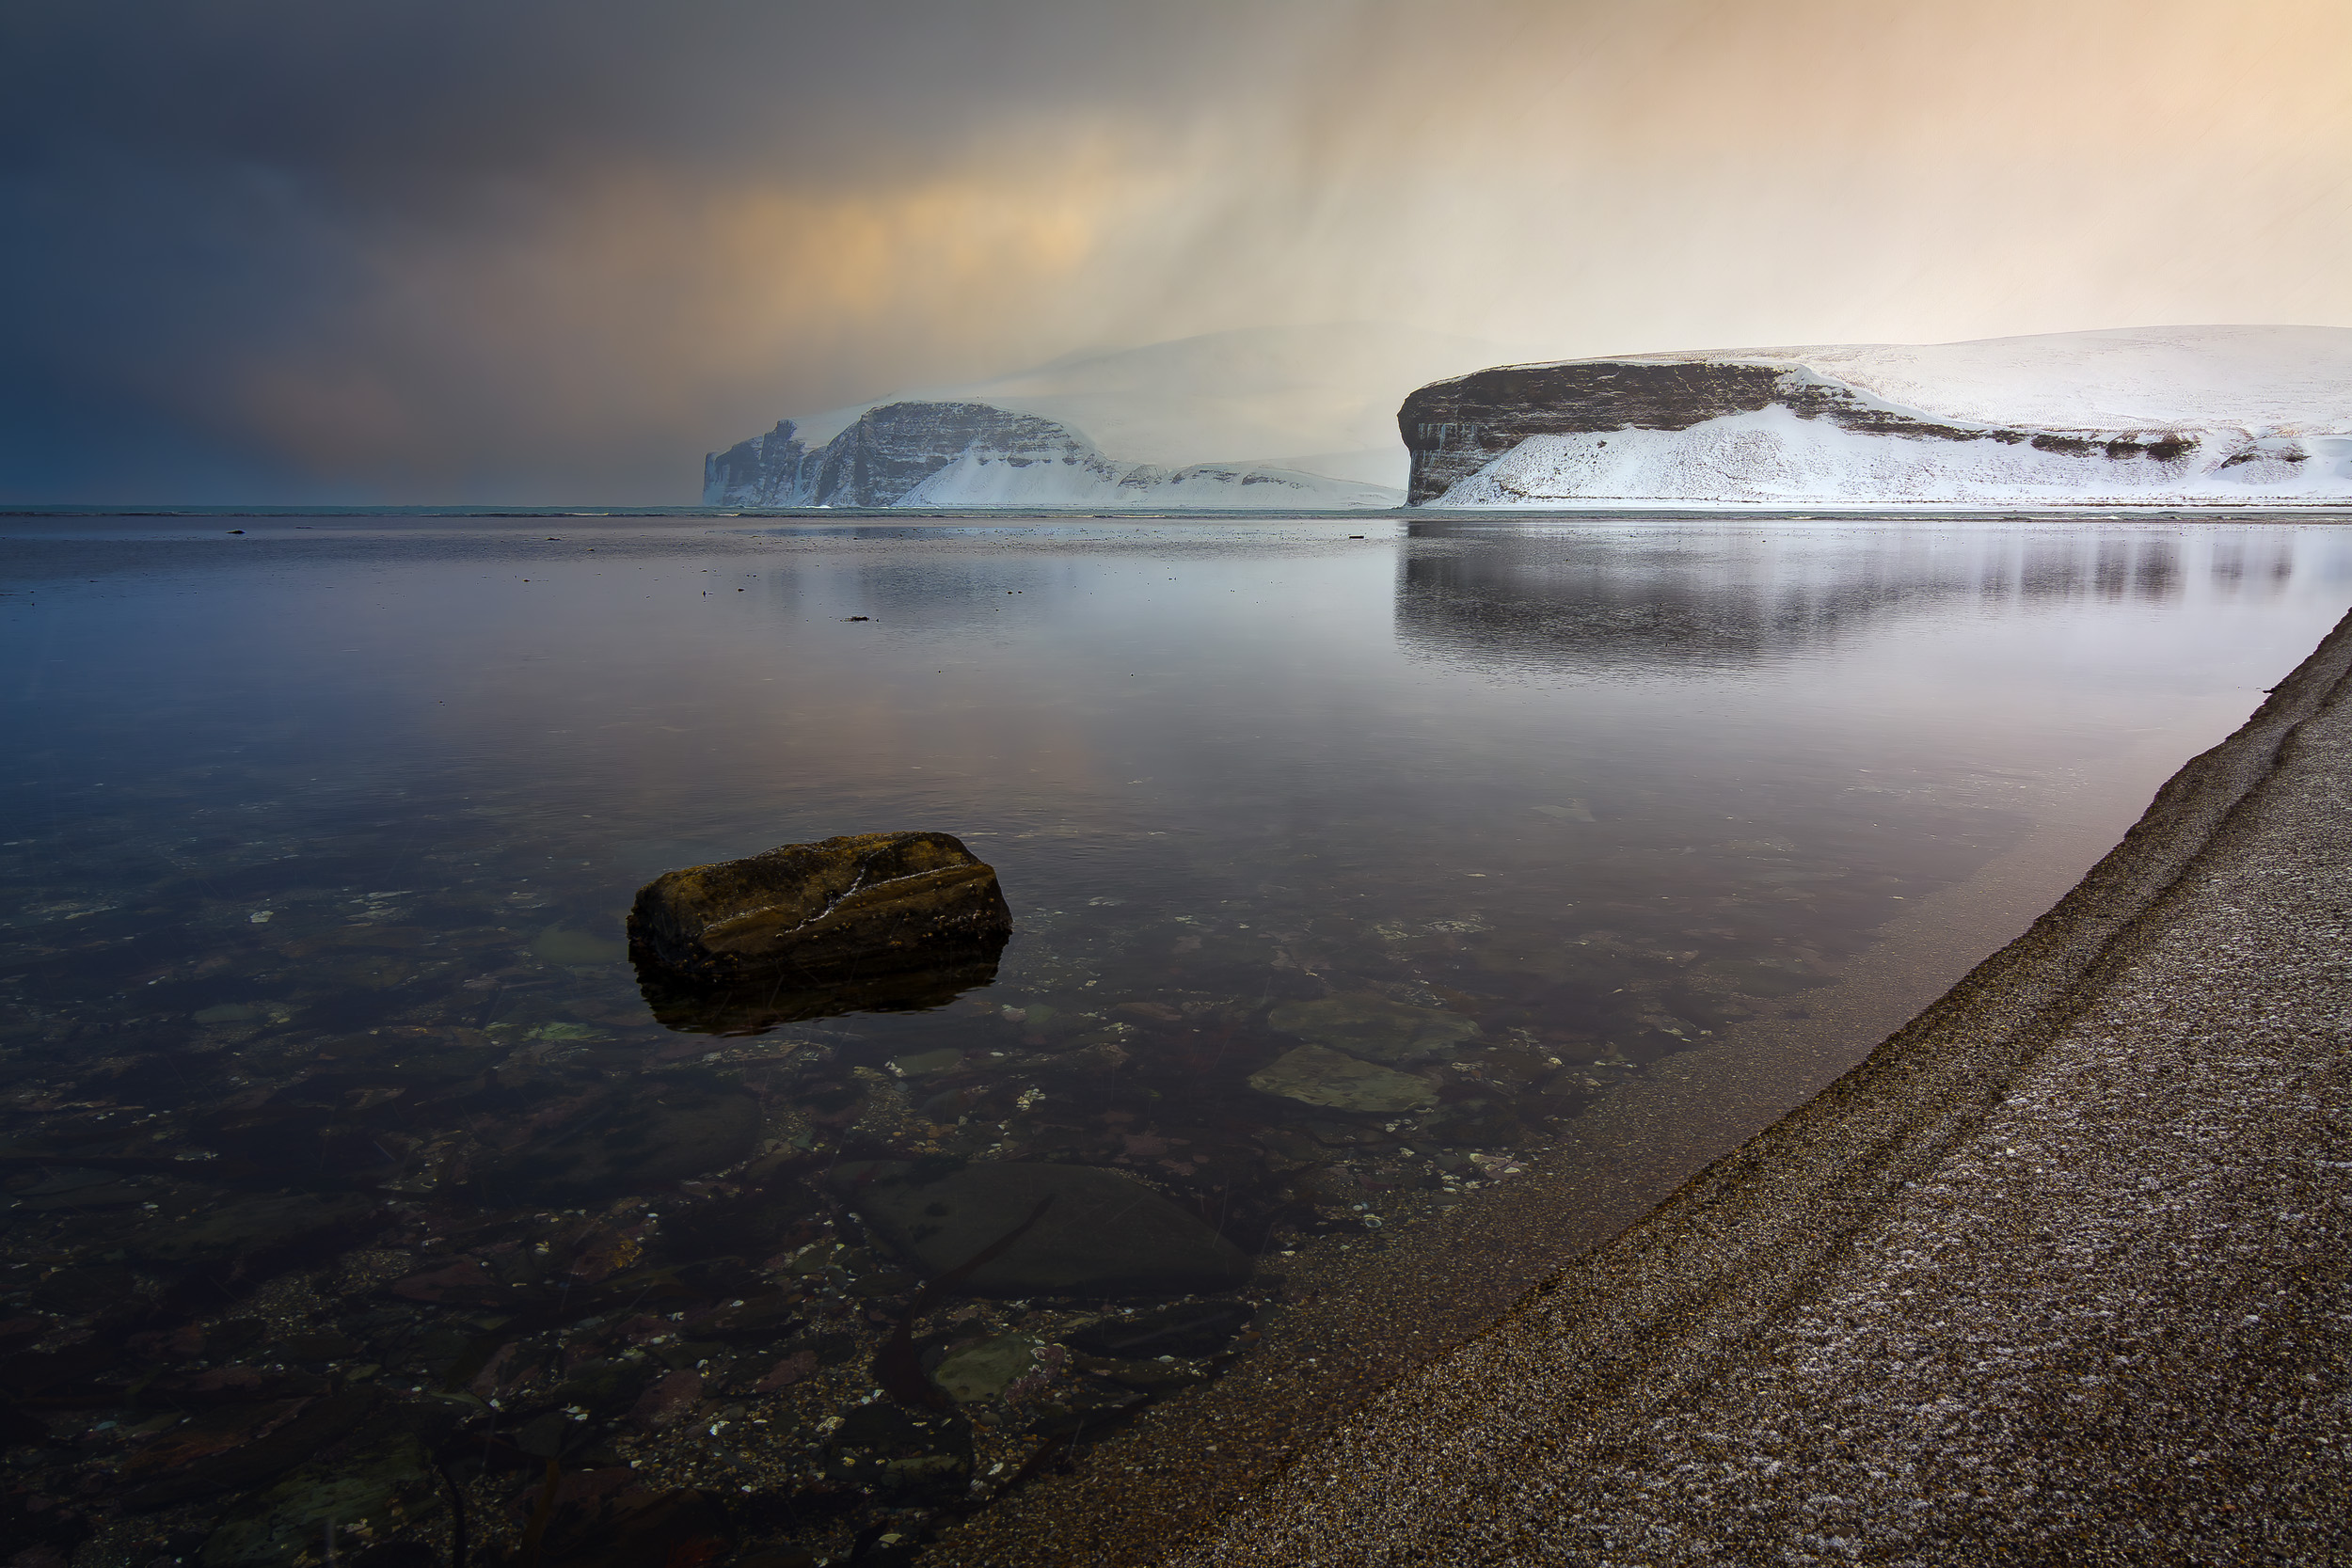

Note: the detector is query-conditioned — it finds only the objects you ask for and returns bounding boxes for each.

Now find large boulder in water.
[628,832,1011,987]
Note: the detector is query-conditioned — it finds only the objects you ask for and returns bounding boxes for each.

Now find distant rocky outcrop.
[705,324,1511,506]
[707,403,1090,507]
[705,399,1398,509]
[1399,326,2352,506]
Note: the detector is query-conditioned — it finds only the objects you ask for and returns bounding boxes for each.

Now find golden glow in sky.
[5,0,2347,499]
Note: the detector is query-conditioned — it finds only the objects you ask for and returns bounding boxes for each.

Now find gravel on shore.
[1183,609,2352,1566]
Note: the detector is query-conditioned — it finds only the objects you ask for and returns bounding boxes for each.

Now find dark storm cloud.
[0,0,1319,500]
[4,1,2347,502]
[0,1,1285,192]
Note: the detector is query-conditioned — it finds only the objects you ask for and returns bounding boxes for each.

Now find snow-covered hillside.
[1406,326,2352,507]
[707,323,1501,507]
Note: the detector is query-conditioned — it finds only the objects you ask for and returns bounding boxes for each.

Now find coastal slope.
[1184,608,2352,1563]
[1402,325,2352,505]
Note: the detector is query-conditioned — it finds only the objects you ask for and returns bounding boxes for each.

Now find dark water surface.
[4,512,2348,1567]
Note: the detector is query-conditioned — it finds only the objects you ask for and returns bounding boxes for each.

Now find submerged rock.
[1248,1044,1438,1114]
[628,831,1011,987]
[930,1334,1044,1402]
[1267,993,1479,1064]
[835,1161,1251,1297]
[825,1401,973,1498]
[1069,1299,1255,1359]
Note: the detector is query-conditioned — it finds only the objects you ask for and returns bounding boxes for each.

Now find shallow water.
[3,511,2347,1566]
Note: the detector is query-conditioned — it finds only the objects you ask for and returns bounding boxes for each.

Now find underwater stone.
[628,831,1011,986]
[834,1161,1251,1297]
[1068,1299,1255,1359]
[930,1334,1043,1402]
[825,1402,973,1498]
[1248,1044,1438,1113]
[1267,993,1480,1064]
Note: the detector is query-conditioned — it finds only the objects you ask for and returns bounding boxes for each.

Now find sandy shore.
[1181,608,2352,1565]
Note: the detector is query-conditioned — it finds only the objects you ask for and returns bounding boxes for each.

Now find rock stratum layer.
[1401,325,2352,505]
[707,400,1397,509]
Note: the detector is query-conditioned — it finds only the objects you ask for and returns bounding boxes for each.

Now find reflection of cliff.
[1393,525,2291,672]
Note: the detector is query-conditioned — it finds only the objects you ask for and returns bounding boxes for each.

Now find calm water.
[3,511,2347,1567]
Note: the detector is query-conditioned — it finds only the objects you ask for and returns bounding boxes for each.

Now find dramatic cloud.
[3,0,2347,501]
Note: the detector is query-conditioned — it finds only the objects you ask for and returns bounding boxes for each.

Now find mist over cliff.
[706,402,1401,510]
[707,323,1499,508]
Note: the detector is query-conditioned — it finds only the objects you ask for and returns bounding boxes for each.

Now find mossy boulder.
[628,831,1011,987]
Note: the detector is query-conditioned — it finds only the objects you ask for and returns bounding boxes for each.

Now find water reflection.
[0,513,2346,1568]
[1393,521,2296,673]
[638,958,1007,1036]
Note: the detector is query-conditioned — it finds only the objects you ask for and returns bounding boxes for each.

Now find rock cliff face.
[706,399,1397,509]
[706,403,1095,507]
[1399,327,2352,506]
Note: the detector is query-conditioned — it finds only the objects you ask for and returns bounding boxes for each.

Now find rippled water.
[3,511,2346,1567]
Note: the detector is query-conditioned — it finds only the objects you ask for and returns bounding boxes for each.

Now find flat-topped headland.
[1401,325,2352,506]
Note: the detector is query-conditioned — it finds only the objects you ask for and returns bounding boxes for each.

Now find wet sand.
[1182,607,2352,1564]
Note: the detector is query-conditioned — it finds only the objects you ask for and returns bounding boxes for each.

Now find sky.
[3,0,2348,504]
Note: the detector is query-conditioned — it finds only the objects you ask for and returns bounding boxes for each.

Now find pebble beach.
[1183,609,2352,1564]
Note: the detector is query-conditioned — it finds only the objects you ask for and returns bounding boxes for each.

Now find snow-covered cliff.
[1402,326,2352,506]
[706,323,1502,508]
[705,401,1398,509]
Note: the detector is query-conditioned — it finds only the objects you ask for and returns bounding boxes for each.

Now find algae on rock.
[628,830,1011,987]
